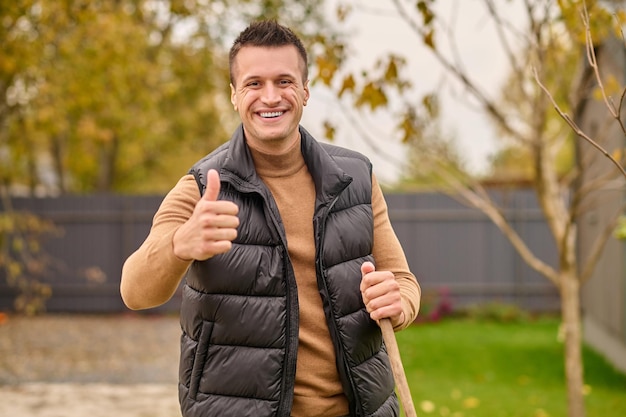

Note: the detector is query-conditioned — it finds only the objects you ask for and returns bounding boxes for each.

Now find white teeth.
[259,111,283,118]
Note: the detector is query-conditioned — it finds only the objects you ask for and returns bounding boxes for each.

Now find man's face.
[230,45,309,152]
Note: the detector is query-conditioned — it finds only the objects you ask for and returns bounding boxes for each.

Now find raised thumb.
[203,169,221,201]
[361,261,375,277]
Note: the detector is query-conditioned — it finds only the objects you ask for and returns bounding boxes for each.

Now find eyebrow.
[241,73,298,84]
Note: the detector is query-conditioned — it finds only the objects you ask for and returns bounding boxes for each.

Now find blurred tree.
[0,189,58,315]
[318,1,626,417]
[0,0,337,194]
[0,0,339,313]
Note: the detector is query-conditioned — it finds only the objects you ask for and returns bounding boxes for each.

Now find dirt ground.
[0,314,183,417]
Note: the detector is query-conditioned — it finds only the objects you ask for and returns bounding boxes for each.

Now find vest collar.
[221,124,353,204]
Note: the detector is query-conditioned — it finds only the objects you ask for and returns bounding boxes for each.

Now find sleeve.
[371,174,421,330]
[120,174,200,309]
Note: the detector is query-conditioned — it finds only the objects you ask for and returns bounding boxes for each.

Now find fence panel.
[0,190,559,313]
[386,190,559,313]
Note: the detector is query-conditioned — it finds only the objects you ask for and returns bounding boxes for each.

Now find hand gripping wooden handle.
[380,318,418,417]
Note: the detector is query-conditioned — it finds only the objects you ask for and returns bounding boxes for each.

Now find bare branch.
[436,167,561,286]
[580,202,626,283]
[533,67,626,179]
[483,0,524,77]
[575,174,625,213]
[334,100,405,167]
[581,7,619,118]
[389,0,524,143]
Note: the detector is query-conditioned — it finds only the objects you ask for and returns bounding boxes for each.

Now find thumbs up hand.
[173,169,240,261]
[360,261,404,324]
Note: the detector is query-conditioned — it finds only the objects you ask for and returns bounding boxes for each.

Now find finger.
[201,225,238,241]
[360,261,376,296]
[203,169,221,202]
[361,261,375,277]
[195,240,233,261]
[200,202,240,218]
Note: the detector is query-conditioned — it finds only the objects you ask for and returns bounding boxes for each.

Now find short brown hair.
[229,20,308,85]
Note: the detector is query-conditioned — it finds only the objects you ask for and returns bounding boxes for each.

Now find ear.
[230,83,237,111]
[303,79,310,106]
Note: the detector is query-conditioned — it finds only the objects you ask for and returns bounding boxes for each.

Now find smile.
[259,111,284,118]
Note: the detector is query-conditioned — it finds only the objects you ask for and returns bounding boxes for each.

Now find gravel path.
[0,314,183,417]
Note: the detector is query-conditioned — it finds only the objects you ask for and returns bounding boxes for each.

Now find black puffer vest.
[178,125,399,417]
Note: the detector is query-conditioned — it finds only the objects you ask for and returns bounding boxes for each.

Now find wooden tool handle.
[380,318,418,417]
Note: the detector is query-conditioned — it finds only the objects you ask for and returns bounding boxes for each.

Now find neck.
[245,129,301,155]
[247,133,304,178]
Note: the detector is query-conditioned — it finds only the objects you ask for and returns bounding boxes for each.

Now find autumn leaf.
[419,400,435,413]
[462,396,480,409]
[398,111,418,144]
[422,93,439,118]
[355,82,388,110]
[384,59,398,82]
[614,216,626,240]
[611,148,623,164]
[423,29,435,49]
[417,1,435,26]
[338,74,356,98]
[323,120,336,141]
[315,55,338,86]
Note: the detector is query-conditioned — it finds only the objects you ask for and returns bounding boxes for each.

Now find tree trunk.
[560,271,585,417]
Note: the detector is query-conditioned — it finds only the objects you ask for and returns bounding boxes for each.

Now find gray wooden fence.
[0,189,560,314]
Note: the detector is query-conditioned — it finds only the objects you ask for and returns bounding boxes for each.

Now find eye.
[247,80,260,87]
[279,79,292,86]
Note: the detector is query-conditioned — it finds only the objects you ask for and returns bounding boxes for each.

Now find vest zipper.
[315,191,364,417]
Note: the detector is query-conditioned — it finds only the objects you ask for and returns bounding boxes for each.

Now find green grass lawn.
[396,317,626,417]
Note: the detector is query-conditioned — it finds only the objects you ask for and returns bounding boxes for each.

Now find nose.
[260,84,281,106]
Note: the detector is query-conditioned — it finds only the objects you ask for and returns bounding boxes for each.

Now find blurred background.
[1,1,626,416]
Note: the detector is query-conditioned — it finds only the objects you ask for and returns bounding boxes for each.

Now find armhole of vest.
[368,162,373,203]
[190,169,205,197]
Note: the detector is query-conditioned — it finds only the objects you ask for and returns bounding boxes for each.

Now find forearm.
[371,174,421,330]
[120,175,199,310]
[394,275,421,330]
[121,228,191,309]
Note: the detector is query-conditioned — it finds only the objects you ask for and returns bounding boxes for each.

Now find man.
[121,20,420,417]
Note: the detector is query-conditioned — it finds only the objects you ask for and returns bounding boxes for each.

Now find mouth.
[258,111,284,119]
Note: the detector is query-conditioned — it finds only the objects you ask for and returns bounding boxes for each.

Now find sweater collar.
[247,133,304,179]
[221,124,352,202]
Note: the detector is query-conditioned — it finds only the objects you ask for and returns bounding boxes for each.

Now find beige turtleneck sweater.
[121,137,421,417]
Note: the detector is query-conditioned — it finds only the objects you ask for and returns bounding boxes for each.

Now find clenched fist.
[360,261,404,324]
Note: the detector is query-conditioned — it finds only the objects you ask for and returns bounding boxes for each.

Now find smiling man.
[120,20,421,417]
[229,36,309,153]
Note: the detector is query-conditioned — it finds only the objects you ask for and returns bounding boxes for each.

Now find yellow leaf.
[338,75,355,98]
[399,113,418,143]
[417,1,435,26]
[611,148,623,163]
[384,59,398,82]
[604,74,622,97]
[323,121,336,141]
[336,4,351,22]
[8,261,22,279]
[12,237,24,252]
[315,56,338,86]
[420,400,436,413]
[424,29,435,49]
[462,396,480,409]
[356,82,387,110]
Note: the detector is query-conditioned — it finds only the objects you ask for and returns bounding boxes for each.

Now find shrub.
[463,301,530,323]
